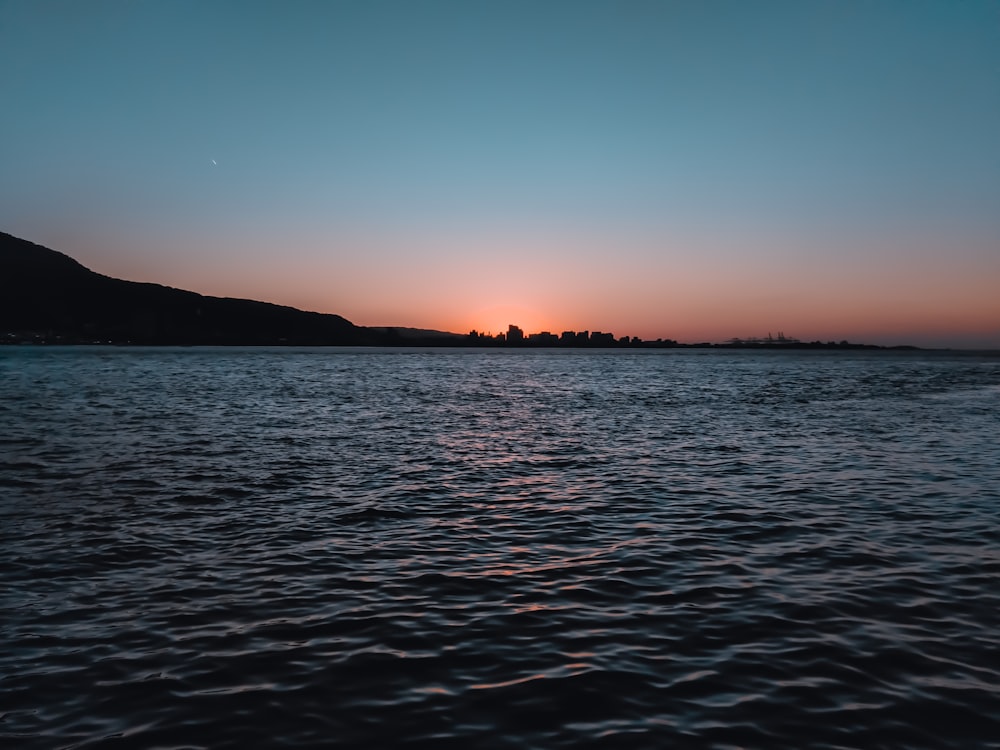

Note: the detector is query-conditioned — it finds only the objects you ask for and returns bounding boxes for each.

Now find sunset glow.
[2,1,998,348]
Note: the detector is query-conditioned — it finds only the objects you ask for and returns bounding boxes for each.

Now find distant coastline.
[2,230,918,350]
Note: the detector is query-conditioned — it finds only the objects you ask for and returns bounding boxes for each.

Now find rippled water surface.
[2,346,999,749]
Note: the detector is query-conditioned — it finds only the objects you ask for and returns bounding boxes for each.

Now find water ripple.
[1,347,999,748]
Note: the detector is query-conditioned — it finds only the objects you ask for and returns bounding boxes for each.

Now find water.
[2,346,999,749]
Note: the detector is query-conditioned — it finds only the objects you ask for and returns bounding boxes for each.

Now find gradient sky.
[2,0,998,346]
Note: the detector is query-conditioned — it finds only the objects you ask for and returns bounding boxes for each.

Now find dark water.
[2,346,999,749]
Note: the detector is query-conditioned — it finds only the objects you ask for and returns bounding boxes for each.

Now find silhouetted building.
[528,331,558,345]
[507,324,524,344]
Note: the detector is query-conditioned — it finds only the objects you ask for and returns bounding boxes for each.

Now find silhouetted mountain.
[0,231,375,345]
[366,326,466,344]
[1,231,910,349]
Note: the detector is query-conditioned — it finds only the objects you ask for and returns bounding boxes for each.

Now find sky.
[2,0,998,347]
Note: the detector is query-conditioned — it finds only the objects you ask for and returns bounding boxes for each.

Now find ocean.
[2,346,999,749]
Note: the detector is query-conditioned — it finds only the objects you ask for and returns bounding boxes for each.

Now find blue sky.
[2,0,998,345]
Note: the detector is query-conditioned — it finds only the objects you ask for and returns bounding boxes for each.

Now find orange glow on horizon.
[41,223,1000,350]
[451,303,559,339]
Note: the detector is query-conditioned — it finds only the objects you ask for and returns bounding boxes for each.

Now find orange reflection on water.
[470,662,596,692]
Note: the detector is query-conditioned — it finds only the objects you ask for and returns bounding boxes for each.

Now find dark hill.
[0,231,376,345]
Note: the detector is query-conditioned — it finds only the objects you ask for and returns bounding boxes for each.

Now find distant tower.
[507,324,524,344]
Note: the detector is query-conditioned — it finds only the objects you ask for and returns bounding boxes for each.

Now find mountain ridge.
[0,231,925,350]
[0,231,386,345]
